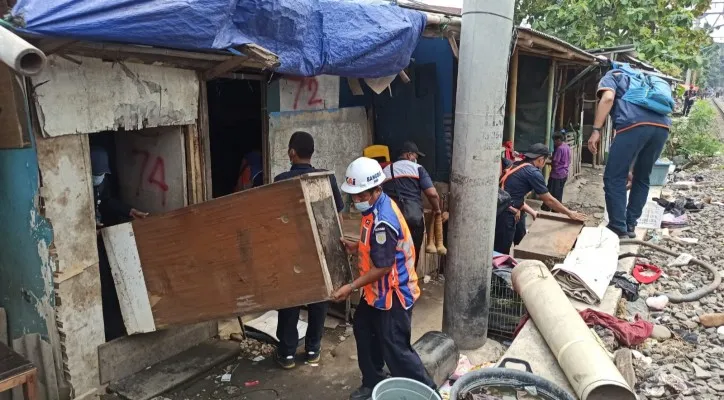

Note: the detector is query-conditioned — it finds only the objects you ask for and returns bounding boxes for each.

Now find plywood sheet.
[35,134,98,279]
[0,65,30,149]
[114,126,187,214]
[110,174,346,329]
[33,56,198,137]
[514,211,584,263]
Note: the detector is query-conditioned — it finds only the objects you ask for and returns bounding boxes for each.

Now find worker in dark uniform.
[381,141,441,266]
[91,146,148,340]
[333,157,434,400]
[495,143,586,255]
[274,131,344,369]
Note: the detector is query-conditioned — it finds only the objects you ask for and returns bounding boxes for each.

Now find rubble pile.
[624,162,724,399]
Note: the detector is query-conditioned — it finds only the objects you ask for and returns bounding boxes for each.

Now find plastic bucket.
[372,378,441,400]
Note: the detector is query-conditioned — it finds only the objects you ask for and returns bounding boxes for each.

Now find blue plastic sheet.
[11,0,426,77]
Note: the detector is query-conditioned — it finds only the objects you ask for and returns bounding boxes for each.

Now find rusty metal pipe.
[619,239,720,303]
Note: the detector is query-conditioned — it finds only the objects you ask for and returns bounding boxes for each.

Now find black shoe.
[606,225,635,239]
[627,225,637,238]
[275,352,296,369]
[349,386,373,400]
[305,350,321,364]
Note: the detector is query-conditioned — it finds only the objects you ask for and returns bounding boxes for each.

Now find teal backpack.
[612,62,674,115]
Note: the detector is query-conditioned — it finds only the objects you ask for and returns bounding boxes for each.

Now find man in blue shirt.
[382,141,441,266]
[495,144,586,254]
[588,69,670,238]
[274,131,344,369]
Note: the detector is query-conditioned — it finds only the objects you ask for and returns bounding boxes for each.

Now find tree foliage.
[515,0,713,77]
[700,43,724,88]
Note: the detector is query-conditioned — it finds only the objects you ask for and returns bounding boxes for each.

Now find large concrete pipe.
[0,25,47,76]
[512,260,635,400]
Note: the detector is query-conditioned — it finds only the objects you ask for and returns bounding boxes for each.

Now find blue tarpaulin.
[10,0,426,77]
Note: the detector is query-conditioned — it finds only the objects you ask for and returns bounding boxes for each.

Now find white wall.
[32,56,199,137]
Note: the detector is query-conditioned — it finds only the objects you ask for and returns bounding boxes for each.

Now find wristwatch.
[349,282,358,292]
[592,126,602,132]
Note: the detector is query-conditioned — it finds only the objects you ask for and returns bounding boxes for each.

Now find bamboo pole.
[506,50,519,143]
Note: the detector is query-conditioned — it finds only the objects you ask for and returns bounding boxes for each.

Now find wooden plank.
[202,57,252,81]
[198,78,213,199]
[108,339,238,400]
[184,124,204,205]
[98,322,217,384]
[115,175,335,329]
[300,173,353,290]
[101,224,156,334]
[0,343,34,383]
[0,65,30,149]
[513,211,584,263]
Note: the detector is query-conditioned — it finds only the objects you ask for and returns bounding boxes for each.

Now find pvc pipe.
[0,25,47,76]
[512,260,636,400]
[442,0,515,350]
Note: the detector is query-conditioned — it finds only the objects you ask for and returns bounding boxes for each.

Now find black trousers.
[408,221,425,268]
[683,99,694,116]
[494,211,517,255]
[276,301,329,357]
[354,296,434,389]
[542,177,567,212]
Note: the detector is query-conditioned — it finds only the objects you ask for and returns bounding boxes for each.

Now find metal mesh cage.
[488,269,526,339]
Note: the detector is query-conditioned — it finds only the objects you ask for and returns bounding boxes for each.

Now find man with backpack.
[588,64,672,239]
[494,143,587,255]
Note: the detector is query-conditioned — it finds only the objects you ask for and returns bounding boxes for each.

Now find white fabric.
[553,227,619,305]
[382,160,420,180]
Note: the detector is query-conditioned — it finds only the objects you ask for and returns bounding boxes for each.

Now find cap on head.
[341,157,385,194]
[400,141,425,158]
[90,146,111,175]
[523,143,550,159]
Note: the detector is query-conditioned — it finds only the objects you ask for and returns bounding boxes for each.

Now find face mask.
[354,201,372,213]
[92,174,105,187]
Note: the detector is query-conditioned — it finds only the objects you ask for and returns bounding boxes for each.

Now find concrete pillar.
[442,0,516,350]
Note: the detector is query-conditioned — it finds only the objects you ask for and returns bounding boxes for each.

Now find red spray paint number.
[133,149,169,206]
[290,77,324,110]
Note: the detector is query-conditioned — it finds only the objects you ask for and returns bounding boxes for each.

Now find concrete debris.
[625,137,724,399]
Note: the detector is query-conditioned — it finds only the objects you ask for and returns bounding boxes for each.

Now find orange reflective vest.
[358,194,420,310]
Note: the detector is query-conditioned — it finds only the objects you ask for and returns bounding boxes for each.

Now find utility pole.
[442,0,515,350]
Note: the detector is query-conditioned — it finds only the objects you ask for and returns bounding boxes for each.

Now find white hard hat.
[341,157,385,194]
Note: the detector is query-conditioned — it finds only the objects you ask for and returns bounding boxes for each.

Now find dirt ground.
[142,164,607,400]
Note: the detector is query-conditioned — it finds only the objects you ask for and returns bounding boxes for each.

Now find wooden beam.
[447,36,459,59]
[197,76,213,200]
[506,50,519,142]
[203,56,253,80]
[36,39,78,56]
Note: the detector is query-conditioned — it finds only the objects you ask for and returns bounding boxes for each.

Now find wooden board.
[513,211,584,263]
[0,65,30,149]
[98,322,216,384]
[108,339,238,400]
[104,173,350,330]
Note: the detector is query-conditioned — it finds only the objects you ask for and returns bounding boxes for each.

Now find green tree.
[515,0,713,77]
[700,43,724,88]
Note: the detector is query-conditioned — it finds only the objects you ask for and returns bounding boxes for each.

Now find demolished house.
[0,1,612,399]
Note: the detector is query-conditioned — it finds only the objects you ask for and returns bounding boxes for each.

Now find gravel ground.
[623,102,724,399]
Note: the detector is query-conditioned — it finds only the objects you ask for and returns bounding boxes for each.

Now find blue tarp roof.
[10,0,426,78]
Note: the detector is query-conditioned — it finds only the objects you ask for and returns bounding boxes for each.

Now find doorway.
[207,78,265,198]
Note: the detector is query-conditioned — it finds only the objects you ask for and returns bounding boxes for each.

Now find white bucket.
[372,378,441,400]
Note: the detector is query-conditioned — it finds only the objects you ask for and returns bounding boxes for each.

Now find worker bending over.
[495,143,586,254]
[333,157,434,400]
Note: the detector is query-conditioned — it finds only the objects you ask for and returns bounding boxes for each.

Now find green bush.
[665,101,723,159]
